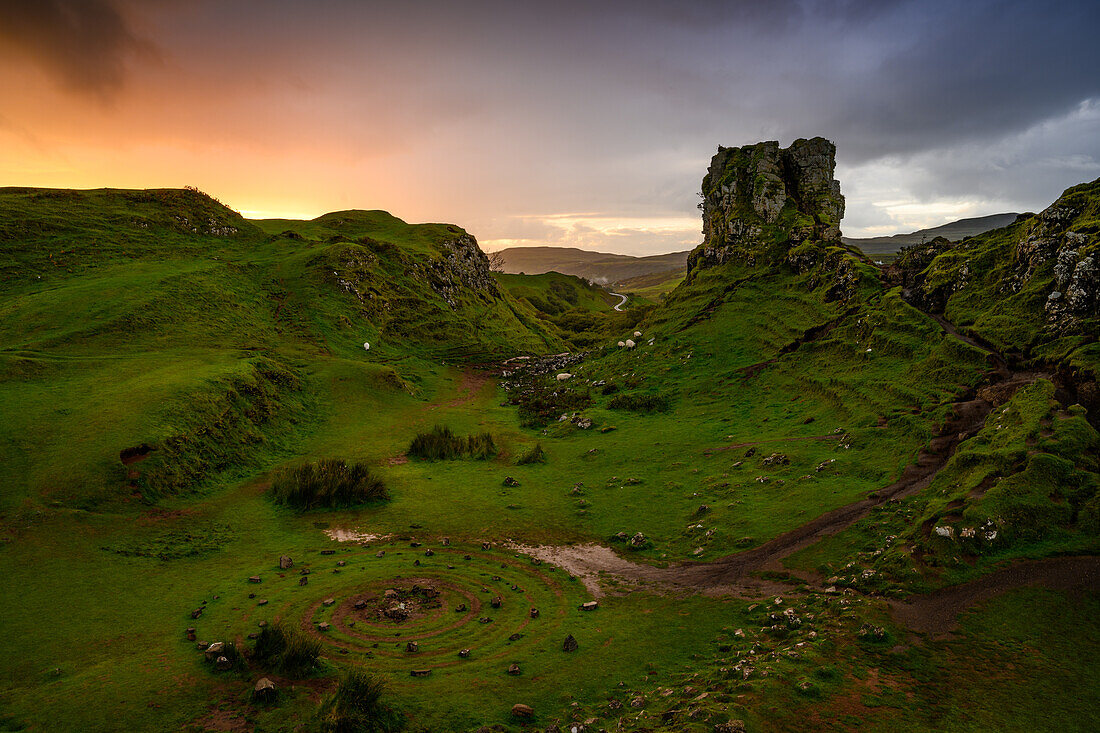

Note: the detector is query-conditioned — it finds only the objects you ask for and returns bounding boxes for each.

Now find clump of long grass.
[407,425,497,460]
[516,443,546,465]
[250,621,322,677]
[316,669,403,733]
[270,459,388,510]
[607,393,671,413]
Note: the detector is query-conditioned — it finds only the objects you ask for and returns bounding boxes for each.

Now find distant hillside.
[844,213,1020,261]
[496,245,690,284]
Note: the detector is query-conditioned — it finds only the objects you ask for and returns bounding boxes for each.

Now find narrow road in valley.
[609,292,628,311]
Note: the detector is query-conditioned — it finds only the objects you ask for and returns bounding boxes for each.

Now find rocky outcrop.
[888,179,1099,336]
[418,234,502,308]
[689,137,844,274]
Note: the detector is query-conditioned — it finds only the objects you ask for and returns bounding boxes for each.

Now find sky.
[1,0,1098,256]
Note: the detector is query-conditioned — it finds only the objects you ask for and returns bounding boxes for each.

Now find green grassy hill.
[0,163,1097,733]
[0,188,558,512]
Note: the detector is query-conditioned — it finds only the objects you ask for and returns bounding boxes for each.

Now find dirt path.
[608,292,628,311]
[888,556,1100,636]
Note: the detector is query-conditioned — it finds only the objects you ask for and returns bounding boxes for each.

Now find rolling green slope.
[0,188,557,511]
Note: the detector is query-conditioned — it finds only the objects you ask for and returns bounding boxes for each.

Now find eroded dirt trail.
[510,299,1094,630]
[888,556,1100,636]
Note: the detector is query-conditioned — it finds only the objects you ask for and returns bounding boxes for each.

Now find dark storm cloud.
[0,0,156,97]
[822,0,1100,161]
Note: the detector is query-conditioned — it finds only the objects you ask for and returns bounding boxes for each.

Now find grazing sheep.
[363,342,370,351]
[624,339,635,349]
[617,341,625,347]
[556,373,572,381]
[633,331,642,337]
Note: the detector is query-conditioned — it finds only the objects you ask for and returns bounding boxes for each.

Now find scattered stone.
[629,532,648,548]
[406,641,419,653]
[715,721,747,733]
[502,477,520,487]
[479,617,493,624]
[323,598,335,607]
[320,549,336,555]
[279,556,293,570]
[376,550,386,558]
[204,642,225,661]
[190,608,203,619]
[318,622,330,632]
[215,656,232,671]
[481,542,491,550]
[530,607,540,619]
[247,633,259,640]
[455,604,467,612]
[507,663,521,675]
[425,549,434,557]
[252,677,277,704]
[257,599,268,606]
[337,560,347,567]
[511,703,534,718]
[563,634,579,652]
[410,669,431,677]
[464,554,472,560]
[299,576,308,586]
[414,559,421,566]
[247,576,262,584]
[491,597,502,609]
[508,633,522,641]
[441,537,450,546]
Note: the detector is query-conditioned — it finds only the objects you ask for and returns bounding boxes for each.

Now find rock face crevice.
[689,137,844,276]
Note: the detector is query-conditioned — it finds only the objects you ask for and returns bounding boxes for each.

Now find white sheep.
[363,342,370,351]
[624,339,635,349]
[617,341,625,347]
[556,373,572,381]
[634,331,642,337]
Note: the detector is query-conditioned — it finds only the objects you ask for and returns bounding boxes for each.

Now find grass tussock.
[516,443,547,465]
[270,459,388,510]
[407,425,498,460]
[316,669,404,733]
[250,621,322,677]
[607,392,671,413]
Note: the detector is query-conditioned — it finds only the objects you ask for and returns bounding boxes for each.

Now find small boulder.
[580,601,599,612]
[252,677,277,704]
[406,641,419,653]
[299,576,308,586]
[410,669,431,677]
[318,622,330,632]
[511,703,534,718]
[323,598,335,607]
[278,556,293,570]
[459,648,471,658]
[204,642,225,661]
[214,655,232,671]
[507,663,521,675]
[247,576,262,584]
[502,476,520,487]
[530,607,540,619]
[563,634,579,652]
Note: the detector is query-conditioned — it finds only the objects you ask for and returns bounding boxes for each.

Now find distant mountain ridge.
[843,213,1020,259]
[496,245,690,284]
